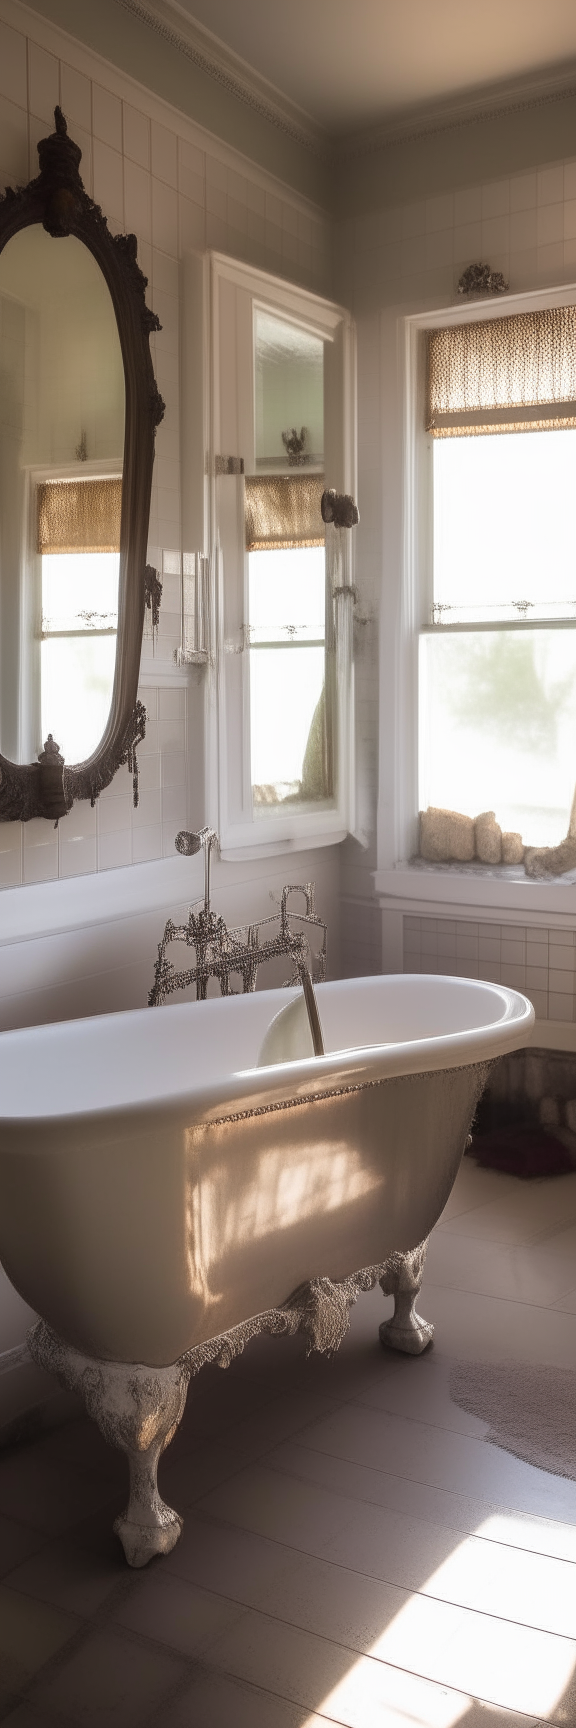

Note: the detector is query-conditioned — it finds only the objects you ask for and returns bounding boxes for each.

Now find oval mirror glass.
[0,224,125,765]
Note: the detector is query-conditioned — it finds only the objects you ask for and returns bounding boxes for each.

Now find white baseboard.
[531,1020,576,1053]
[0,1341,80,1447]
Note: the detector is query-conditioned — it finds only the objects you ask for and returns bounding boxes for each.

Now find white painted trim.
[375,866,576,923]
[209,252,356,859]
[339,61,576,160]
[0,840,342,947]
[0,852,197,946]
[530,1020,576,1051]
[211,251,347,331]
[115,0,329,160]
[138,664,189,687]
[383,283,576,919]
[0,1339,78,1441]
[0,1342,30,1376]
[407,281,576,334]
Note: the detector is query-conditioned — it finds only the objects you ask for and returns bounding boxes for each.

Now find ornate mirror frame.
[0,108,164,822]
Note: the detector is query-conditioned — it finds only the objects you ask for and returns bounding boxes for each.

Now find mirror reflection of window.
[249,544,327,807]
[41,550,119,766]
[254,309,324,471]
[248,311,330,811]
[38,476,120,762]
[0,225,124,763]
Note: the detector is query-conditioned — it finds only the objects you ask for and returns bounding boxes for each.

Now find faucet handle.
[175,827,220,916]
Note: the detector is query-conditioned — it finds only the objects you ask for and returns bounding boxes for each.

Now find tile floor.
[0,1159,575,1727]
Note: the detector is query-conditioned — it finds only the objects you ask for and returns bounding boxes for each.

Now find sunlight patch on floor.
[310,1513,576,1725]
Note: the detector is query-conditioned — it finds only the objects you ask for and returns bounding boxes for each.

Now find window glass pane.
[41,634,117,762]
[248,546,325,643]
[254,309,323,471]
[250,644,327,808]
[420,628,576,847]
[42,552,119,634]
[433,431,576,622]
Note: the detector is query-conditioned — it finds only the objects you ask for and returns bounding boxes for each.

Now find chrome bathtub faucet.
[148,828,327,1007]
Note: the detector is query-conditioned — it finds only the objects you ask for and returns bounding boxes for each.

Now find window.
[190,253,356,859]
[418,303,576,853]
[245,470,329,809]
[36,474,120,763]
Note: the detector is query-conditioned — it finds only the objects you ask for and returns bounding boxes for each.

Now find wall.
[333,93,576,1022]
[26,0,329,205]
[0,0,332,891]
[0,0,339,1400]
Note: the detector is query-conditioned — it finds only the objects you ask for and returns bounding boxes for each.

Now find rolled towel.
[475,811,502,864]
[419,807,475,862]
[501,830,524,864]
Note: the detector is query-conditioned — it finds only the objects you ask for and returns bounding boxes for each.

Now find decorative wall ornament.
[457,263,509,297]
[28,1237,432,1566]
[0,108,164,820]
[281,426,309,465]
[0,735,69,824]
[144,565,163,641]
[64,699,147,810]
[37,736,67,825]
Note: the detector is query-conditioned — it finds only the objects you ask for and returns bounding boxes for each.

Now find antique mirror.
[0,108,164,821]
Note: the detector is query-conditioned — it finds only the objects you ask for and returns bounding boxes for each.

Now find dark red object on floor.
[469,1124,574,1179]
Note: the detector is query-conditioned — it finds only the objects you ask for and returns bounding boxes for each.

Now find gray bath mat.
[450,1362,576,1480]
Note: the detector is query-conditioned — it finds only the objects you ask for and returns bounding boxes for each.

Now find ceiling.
[162,0,576,137]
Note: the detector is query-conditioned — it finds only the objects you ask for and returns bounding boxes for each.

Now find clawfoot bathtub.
[0,973,533,1566]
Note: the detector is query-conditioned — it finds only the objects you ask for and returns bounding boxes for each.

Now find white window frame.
[202,252,357,862]
[390,285,576,884]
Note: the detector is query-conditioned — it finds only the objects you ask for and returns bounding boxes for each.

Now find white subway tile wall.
[0,9,331,889]
[403,916,576,1021]
[336,151,576,314]
[340,895,382,978]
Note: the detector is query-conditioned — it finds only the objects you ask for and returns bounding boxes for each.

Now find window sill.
[374,859,576,919]
[219,812,347,861]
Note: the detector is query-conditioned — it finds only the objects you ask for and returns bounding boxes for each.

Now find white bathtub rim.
[0,975,534,1134]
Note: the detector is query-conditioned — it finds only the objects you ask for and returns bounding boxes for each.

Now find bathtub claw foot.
[378,1312,434,1355]
[114,1504,182,1569]
[28,1321,190,1565]
[378,1240,434,1356]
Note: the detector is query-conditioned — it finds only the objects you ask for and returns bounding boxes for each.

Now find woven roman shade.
[427,307,576,437]
[245,474,324,551]
[37,477,122,554]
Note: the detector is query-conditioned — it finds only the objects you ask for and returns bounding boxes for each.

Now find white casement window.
[410,293,576,857]
[181,253,357,860]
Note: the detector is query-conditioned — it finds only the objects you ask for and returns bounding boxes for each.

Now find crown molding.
[114,0,330,160]
[336,59,576,162]
[49,0,576,175]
